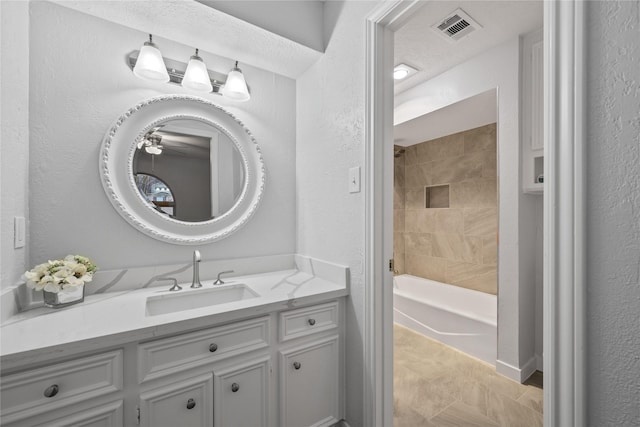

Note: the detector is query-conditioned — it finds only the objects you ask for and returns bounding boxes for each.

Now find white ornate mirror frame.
[99,95,265,245]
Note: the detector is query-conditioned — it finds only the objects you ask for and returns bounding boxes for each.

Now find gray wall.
[586,1,640,425]
[24,2,296,272]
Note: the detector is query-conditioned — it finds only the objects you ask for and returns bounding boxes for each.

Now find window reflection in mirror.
[132,118,245,223]
[134,174,176,216]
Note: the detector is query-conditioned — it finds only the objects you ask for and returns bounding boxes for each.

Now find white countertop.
[0,268,348,371]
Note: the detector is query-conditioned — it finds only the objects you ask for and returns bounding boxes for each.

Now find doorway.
[363,1,588,426]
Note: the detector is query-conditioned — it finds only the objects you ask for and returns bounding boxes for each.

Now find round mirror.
[99,95,264,244]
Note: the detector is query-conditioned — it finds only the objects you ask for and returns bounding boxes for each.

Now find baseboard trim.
[496,356,538,383]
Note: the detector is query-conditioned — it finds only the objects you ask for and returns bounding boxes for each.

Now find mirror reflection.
[132,118,245,222]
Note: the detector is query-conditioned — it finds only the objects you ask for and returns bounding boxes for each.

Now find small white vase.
[43,285,85,308]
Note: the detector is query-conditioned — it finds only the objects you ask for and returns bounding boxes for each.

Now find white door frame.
[363,1,586,426]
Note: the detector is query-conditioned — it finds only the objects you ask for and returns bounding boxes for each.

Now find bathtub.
[393,274,497,365]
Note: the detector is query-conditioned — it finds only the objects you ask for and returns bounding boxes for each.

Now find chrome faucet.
[213,270,234,285]
[191,250,203,288]
[158,277,181,292]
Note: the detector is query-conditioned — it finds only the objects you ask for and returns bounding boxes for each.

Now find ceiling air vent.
[432,8,482,42]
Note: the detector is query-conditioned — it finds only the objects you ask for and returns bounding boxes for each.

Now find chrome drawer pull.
[186,398,196,410]
[231,383,239,392]
[293,361,301,370]
[308,318,316,326]
[44,384,59,398]
[209,343,218,353]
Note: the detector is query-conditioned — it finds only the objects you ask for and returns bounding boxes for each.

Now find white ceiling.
[394,1,543,96]
[394,89,496,146]
[393,1,542,146]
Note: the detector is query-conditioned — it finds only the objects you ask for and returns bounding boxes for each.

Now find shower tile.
[394,187,405,209]
[404,232,432,256]
[482,148,498,178]
[450,179,497,208]
[405,163,431,188]
[446,261,497,294]
[464,207,498,237]
[431,233,482,264]
[464,123,497,154]
[405,188,425,210]
[405,209,435,233]
[434,209,464,234]
[482,236,498,265]
[404,145,418,166]
[394,256,405,275]
[394,232,405,255]
[429,154,483,185]
[417,133,464,163]
[405,254,446,282]
[394,209,405,232]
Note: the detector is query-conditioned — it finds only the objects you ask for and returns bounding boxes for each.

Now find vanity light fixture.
[393,63,418,81]
[181,49,213,93]
[221,61,251,102]
[128,41,251,101]
[133,35,170,83]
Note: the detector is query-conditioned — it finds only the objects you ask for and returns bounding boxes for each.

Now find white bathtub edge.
[496,356,538,383]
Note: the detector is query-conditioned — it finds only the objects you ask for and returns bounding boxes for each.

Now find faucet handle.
[158,277,182,292]
[213,270,234,285]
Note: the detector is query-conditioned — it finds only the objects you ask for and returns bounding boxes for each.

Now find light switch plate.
[14,216,25,248]
[349,167,361,193]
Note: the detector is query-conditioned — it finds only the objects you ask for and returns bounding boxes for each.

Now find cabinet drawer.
[138,316,270,383]
[0,350,123,425]
[30,400,124,427]
[279,301,338,342]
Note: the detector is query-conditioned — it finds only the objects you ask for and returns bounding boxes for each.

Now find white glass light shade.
[145,145,163,155]
[222,67,250,102]
[182,55,213,93]
[133,43,170,82]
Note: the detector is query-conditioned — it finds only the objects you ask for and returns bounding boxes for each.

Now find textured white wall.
[197,1,325,52]
[296,2,377,425]
[26,2,296,271]
[0,1,29,293]
[586,1,640,424]
[395,39,540,379]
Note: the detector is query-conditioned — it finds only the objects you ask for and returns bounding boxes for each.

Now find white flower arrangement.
[25,255,97,294]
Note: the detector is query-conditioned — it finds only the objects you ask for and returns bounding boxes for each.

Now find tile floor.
[394,324,543,427]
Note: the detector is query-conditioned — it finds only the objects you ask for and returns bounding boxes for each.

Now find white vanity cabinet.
[278,301,343,427]
[0,350,124,427]
[1,298,344,427]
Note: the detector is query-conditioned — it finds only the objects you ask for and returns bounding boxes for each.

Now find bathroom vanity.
[0,263,348,427]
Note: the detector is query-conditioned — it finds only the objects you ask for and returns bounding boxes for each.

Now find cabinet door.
[279,336,340,427]
[139,373,213,427]
[214,356,269,427]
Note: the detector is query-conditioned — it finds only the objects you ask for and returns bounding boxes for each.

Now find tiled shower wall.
[393,124,498,295]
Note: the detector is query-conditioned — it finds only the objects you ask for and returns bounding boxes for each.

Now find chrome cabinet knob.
[293,361,301,370]
[231,383,240,392]
[209,343,218,353]
[186,398,196,410]
[308,318,316,326]
[44,384,59,398]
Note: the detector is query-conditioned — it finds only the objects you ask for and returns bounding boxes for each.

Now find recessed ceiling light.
[393,63,418,80]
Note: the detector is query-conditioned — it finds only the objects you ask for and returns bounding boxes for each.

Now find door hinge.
[389,258,394,272]
[136,407,140,425]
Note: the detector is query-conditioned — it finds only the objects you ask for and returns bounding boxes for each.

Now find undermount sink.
[146,284,259,316]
